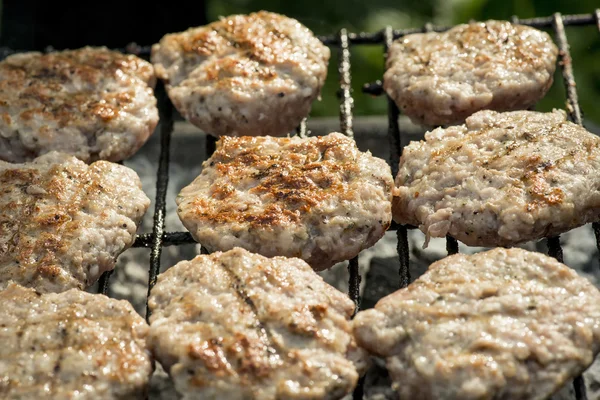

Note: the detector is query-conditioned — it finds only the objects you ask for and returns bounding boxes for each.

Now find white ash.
[104,120,600,400]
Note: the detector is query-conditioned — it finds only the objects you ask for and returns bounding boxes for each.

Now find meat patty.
[0,152,150,292]
[393,109,600,247]
[384,20,558,127]
[0,46,159,163]
[148,248,367,400]
[151,11,330,137]
[0,283,153,399]
[353,248,600,400]
[176,133,393,270]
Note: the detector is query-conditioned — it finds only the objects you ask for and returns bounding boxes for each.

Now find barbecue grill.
[44,8,600,400]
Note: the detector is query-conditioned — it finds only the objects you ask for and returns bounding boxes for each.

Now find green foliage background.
[208,0,600,125]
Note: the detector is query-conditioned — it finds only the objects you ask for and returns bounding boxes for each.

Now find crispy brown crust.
[148,248,366,399]
[0,152,150,292]
[188,135,362,227]
[393,110,600,247]
[0,47,158,162]
[151,11,330,137]
[0,283,152,398]
[176,133,393,270]
[384,20,558,126]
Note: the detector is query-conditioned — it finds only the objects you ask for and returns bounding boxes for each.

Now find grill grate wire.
[89,10,600,399]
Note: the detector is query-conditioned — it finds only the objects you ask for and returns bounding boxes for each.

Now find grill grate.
[90,10,600,399]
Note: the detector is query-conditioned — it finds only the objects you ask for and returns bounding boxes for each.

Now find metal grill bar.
[296,118,308,138]
[383,26,411,290]
[337,27,364,398]
[397,226,410,287]
[144,85,173,321]
[553,13,583,125]
[97,270,113,295]
[594,9,600,277]
[446,236,459,255]
[206,134,217,159]
[337,28,362,315]
[132,224,410,248]
[546,13,589,399]
[547,236,564,263]
[384,26,401,178]
[338,29,354,138]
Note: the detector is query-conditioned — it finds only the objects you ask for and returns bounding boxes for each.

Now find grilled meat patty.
[151,11,330,137]
[353,248,600,400]
[0,152,150,292]
[176,133,393,270]
[0,283,153,399]
[393,109,600,247]
[0,47,158,163]
[148,248,367,400]
[384,20,558,127]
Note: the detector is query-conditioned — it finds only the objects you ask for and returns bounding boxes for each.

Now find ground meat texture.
[176,133,393,270]
[393,109,600,248]
[148,248,368,400]
[0,283,153,399]
[353,248,600,400]
[0,46,158,163]
[0,152,150,292]
[384,20,558,127]
[151,11,330,137]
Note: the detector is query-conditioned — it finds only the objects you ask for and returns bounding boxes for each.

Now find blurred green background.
[208,0,600,125]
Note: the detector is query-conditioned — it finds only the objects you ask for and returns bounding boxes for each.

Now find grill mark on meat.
[3,163,98,286]
[0,153,149,292]
[353,248,600,400]
[2,318,135,359]
[0,47,158,163]
[383,21,558,126]
[177,133,393,270]
[0,284,152,398]
[151,11,329,138]
[216,260,283,363]
[148,249,367,399]
[187,136,359,227]
[394,109,600,247]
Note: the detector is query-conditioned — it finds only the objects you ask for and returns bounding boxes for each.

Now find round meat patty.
[0,152,150,293]
[148,247,368,400]
[151,11,330,137]
[0,283,153,399]
[393,109,600,248]
[0,46,159,163]
[176,133,393,270]
[353,248,600,400]
[384,20,558,127]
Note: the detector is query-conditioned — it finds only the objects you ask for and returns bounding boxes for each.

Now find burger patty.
[353,248,600,400]
[176,133,393,270]
[0,152,150,292]
[393,109,600,247]
[151,11,330,137]
[0,283,153,399]
[148,248,368,400]
[384,20,558,127]
[0,46,159,163]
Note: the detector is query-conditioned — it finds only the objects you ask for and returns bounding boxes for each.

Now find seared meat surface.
[176,133,393,270]
[354,248,600,400]
[0,152,149,292]
[0,283,153,399]
[148,248,368,400]
[152,11,329,137]
[0,47,158,162]
[384,21,557,126]
[394,110,600,247]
